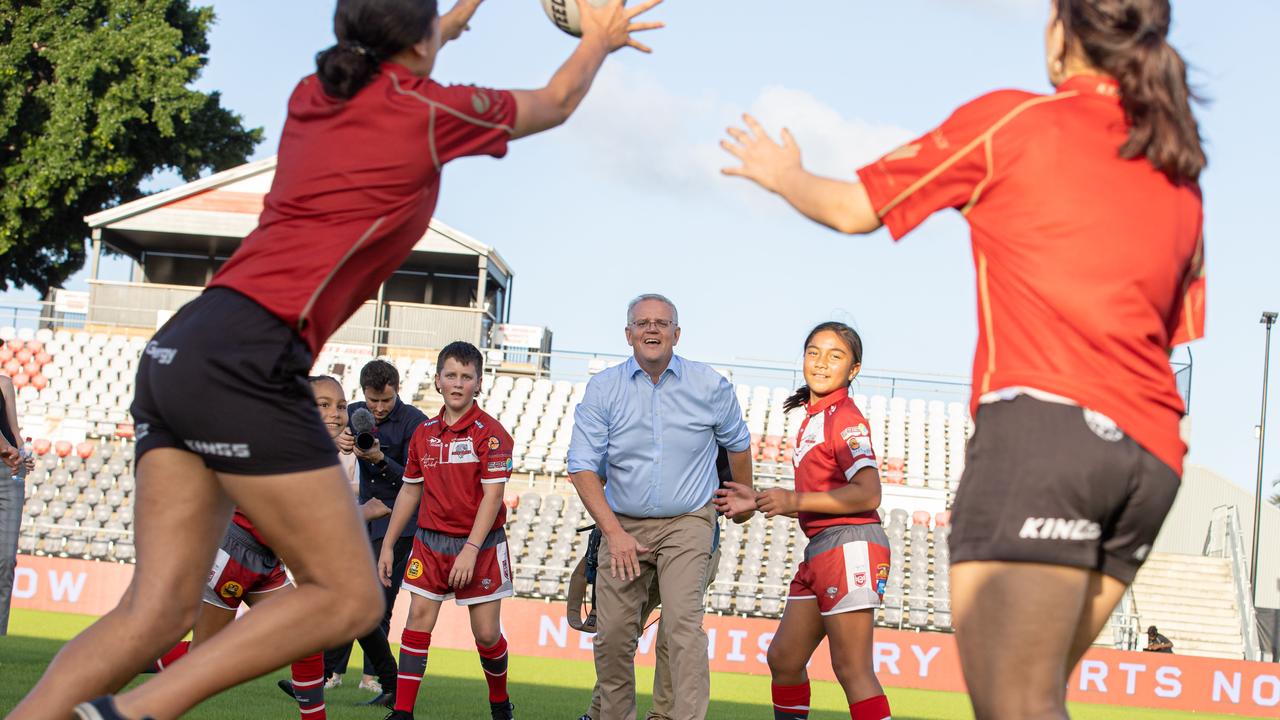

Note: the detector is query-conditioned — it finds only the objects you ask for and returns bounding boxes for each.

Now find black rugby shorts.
[130,288,339,475]
[949,394,1180,583]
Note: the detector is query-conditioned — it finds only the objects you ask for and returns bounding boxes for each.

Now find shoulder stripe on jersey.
[428,104,439,171]
[388,74,515,133]
[876,92,1080,221]
[297,215,387,335]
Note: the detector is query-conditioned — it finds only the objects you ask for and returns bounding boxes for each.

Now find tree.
[0,0,261,296]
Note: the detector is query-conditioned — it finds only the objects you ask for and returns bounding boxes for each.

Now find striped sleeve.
[856,90,1039,240]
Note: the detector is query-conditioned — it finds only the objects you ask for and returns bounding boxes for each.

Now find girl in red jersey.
[11,2,664,719]
[718,323,891,720]
[720,2,1205,718]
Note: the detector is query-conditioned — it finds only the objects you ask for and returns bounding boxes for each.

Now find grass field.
[0,609,1246,719]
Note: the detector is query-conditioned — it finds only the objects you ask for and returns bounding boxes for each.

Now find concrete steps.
[1130,552,1245,659]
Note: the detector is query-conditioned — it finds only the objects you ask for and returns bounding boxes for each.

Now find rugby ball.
[540,0,616,38]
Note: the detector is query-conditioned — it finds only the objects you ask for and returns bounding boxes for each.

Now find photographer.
[324,359,427,699]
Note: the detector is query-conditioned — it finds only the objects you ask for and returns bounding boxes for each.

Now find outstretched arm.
[511,0,664,139]
[439,0,485,46]
[721,114,881,235]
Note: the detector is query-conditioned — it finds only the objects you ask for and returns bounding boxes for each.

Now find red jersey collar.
[1056,74,1120,101]
[806,386,850,416]
[435,402,481,433]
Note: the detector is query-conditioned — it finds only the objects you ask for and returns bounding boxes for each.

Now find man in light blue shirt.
[568,293,753,720]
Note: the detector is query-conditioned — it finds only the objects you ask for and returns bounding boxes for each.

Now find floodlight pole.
[1252,311,1277,605]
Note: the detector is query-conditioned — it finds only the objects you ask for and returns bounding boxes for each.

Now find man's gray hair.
[626,293,679,326]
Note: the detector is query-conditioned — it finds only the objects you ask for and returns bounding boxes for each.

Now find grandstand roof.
[83,155,513,279]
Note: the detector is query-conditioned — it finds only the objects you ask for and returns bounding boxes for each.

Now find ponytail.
[783,322,865,414]
[1058,0,1206,184]
[315,0,439,100]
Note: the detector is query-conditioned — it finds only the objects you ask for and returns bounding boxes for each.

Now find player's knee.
[766,641,803,676]
[331,584,385,636]
[122,585,201,634]
[473,626,501,647]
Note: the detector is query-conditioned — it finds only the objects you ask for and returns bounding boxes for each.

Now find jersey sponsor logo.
[480,577,493,590]
[1018,517,1102,541]
[406,558,424,580]
[135,422,150,440]
[183,440,251,458]
[488,436,501,451]
[219,580,244,599]
[876,563,890,595]
[145,341,178,365]
[487,460,511,473]
[449,438,477,463]
[825,585,839,598]
[854,571,867,588]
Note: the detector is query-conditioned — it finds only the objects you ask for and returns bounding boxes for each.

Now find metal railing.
[1203,504,1262,660]
[1108,587,1142,650]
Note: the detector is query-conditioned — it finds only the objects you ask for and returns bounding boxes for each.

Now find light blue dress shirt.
[567,354,751,518]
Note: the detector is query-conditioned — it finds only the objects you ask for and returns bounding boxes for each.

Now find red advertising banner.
[13,555,1280,717]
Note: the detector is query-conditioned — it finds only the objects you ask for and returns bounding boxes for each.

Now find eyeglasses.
[631,319,674,331]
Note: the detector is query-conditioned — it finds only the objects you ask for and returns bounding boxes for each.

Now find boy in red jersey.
[379,341,515,720]
[718,322,890,720]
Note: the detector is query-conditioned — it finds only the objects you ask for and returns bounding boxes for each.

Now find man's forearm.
[727,449,754,489]
[569,471,623,535]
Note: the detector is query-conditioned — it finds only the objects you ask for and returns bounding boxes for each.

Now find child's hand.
[449,544,479,588]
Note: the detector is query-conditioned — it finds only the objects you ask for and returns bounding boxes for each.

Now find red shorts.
[788,523,891,615]
[403,526,513,606]
[202,522,290,610]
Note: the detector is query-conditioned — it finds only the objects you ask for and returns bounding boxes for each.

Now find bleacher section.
[6,325,1250,658]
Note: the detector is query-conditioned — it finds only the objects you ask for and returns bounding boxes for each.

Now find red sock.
[394,629,432,713]
[476,635,509,703]
[291,652,326,719]
[772,682,810,719]
[850,694,891,720]
[150,640,190,672]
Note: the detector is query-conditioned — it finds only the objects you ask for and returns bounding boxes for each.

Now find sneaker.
[382,711,414,720]
[324,674,343,690]
[491,700,515,720]
[577,715,593,720]
[74,697,155,720]
[358,690,396,707]
[359,677,383,694]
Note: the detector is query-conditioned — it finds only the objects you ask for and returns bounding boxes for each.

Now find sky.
[3,1,1278,495]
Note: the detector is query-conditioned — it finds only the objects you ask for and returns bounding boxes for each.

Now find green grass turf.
[0,609,1246,719]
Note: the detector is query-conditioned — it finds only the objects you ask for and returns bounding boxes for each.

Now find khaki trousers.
[593,503,717,720]
[588,545,721,720]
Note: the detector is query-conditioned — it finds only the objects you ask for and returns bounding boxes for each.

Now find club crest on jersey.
[406,559,424,580]
[219,581,244,599]
[854,571,867,587]
[480,578,493,589]
[826,586,839,598]
[488,436,501,451]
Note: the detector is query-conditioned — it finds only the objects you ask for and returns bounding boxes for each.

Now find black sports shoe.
[491,700,516,720]
[576,715,593,720]
[382,711,414,720]
[276,679,297,700]
[74,696,155,720]
[359,690,396,707]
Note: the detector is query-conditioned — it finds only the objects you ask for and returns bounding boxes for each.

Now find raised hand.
[578,0,665,54]
[720,113,804,194]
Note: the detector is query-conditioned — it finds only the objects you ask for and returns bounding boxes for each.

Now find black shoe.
[74,696,155,720]
[491,700,515,720]
[576,715,593,720]
[277,679,297,700]
[382,711,414,720]
[359,691,396,707]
